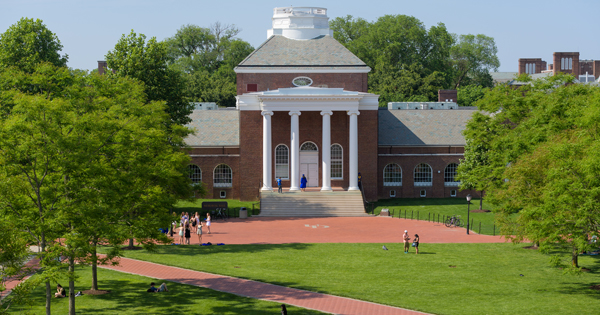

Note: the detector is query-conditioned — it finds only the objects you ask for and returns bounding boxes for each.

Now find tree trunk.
[68,255,75,315]
[128,238,134,248]
[41,234,51,315]
[572,247,579,268]
[91,240,98,291]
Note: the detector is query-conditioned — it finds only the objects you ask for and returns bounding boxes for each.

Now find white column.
[261,111,274,191]
[348,110,360,191]
[321,110,333,192]
[289,111,301,191]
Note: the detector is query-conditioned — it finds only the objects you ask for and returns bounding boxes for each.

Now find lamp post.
[466,194,472,235]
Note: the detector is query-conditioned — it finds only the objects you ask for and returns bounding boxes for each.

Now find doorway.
[300,142,319,187]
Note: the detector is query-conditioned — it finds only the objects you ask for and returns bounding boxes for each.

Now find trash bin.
[239,207,248,219]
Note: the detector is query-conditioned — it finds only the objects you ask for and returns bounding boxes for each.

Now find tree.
[0,64,194,314]
[105,30,192,125]
[459,73,600,268]
[165,23,254,107]
[0,18,68,72]
[449,34,499,89]
[457,84,488,107]
[330,15,454,104]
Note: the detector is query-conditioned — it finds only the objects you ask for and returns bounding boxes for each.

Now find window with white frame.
[331,144,343,179]
[444,163,459,186]
[188,164,202,183]
[300,142,318,151]
[414,163,432,186]
[213,164,232,188]
[383,163,402,186]
[275,145,289,179]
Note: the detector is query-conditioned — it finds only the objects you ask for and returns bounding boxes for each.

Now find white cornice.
[234,67,371,74]
[237,88,379,111]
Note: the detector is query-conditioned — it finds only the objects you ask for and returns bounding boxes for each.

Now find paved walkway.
[100,256,431,315]
[183,216,505,245]
[1,258,39,300]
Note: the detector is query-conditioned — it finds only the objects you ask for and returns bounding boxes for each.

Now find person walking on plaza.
[184,219,191,245]
[403,230,411,253]
[413,234,420,254]
[206,212,212,234]
[277,177,283,193]
[300,174,307,192]
[196,216,203,244]
[178,218,185,244]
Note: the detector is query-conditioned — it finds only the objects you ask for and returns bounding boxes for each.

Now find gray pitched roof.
[185,110,239,146]
[378,110,476,146]
[236,35,368,69]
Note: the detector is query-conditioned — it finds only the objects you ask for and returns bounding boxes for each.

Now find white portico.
[237,87,378,192]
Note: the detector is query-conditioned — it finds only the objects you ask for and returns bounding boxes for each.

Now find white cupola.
[267,7,334,40]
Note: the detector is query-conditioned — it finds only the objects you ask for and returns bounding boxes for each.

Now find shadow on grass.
[143,243,314,257]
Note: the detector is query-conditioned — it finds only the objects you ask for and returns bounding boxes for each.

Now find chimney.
[98,60,108,75]
[438,90,457,103]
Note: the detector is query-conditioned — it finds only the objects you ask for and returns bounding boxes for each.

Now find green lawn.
[175,198,260,218]
[373,198,500,235]
[110,243,600,315]
[7,266,323,315]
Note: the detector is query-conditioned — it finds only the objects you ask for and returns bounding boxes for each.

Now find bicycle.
[445,215,463,228]
[215,208,229,221]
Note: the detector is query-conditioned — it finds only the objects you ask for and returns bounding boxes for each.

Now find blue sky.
[2,0,598,72]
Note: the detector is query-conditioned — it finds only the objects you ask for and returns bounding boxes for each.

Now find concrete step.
[259,190,368,217]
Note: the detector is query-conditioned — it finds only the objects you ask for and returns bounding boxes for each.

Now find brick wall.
[518,58,546,75]
[377,146,479,199]
[239,111,263,201]
[189,155,240,199]
[553,52,580,77]
[237,72,368,94]
[358,110,379,201]
[438,90,457,102]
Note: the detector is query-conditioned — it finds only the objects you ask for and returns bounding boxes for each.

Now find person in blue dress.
[300,174,307,192]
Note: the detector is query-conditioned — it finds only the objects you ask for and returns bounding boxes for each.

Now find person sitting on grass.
[147,282,158,292]
[158,283,168,292]
[147,282,168,292]
[55,284,66,298]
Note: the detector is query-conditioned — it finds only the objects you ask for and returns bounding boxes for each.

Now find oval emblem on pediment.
[292,76,313,87]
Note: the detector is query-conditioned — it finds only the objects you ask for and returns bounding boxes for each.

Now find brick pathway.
[183,216,505,245]
[1,258,39,300]
[100,256,431,315]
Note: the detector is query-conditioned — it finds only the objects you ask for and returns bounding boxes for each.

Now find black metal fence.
[382,208,497,236]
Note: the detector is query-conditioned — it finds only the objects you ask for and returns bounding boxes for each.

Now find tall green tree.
[450,34,499,89]
[330,15,454,104]
[459,73,600,268]
[0,18,68,72]
[0,64,194,314]
[164,23,253,107]
[106,30,192,125]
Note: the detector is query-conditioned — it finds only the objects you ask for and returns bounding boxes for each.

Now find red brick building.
[185,7,477,202]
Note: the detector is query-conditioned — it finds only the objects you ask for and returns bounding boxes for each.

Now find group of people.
[276,174,309,193]
[171,212,211,245]
[402,230,420,254]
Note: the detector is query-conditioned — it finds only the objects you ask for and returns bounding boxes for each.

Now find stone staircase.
[259,190,369,217]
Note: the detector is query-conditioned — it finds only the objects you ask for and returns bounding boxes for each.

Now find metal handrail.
[358,180,373,215]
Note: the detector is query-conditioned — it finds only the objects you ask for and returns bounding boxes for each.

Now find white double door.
[299,152,318,187]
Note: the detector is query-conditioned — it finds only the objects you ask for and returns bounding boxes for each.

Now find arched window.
[275,144,289,179]
[300,142,318,152]
[444,163,459,186]
[383,163,402,186]
[213,164,232,188]
[414,163,432,186]
[188,165,202,183]
[331,144,343,179]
